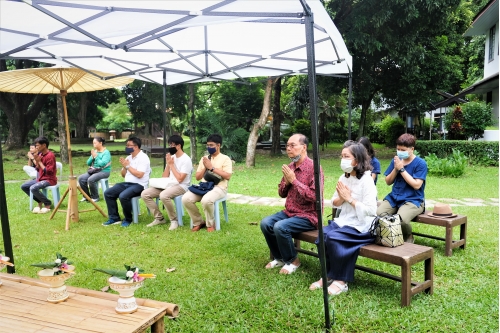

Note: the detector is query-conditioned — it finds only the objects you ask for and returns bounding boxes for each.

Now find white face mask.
[341,158,354,173]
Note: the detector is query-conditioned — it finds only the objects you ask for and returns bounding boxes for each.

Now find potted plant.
[94,265,155,314]
[32,253,75,303]
[0,251,14,286]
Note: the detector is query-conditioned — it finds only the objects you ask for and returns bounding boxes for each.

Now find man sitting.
[20,137,57,214]
[182,134,232,232]
[260,133,324,274]
[102,137,150,228]
[141,135,193,230]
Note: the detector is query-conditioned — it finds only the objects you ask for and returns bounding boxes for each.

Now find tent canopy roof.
[0,0,352,85]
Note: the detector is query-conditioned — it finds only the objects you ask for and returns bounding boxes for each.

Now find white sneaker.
[169,221,179,231]
[39,207,51,214]
[80,198,88,202]
[147,219,167,227]
[32,207,41,213]
[92,198,99,202]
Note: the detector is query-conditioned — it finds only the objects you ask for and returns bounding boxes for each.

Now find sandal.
[279,263,301,275]
[309,278,333,291]
[327,281,348,295]
[265,259,285,269]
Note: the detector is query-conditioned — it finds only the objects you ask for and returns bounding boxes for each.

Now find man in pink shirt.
[20,136,57,214]
[261,134,324,275]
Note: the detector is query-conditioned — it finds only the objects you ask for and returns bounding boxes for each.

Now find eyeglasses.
[286,143,304,148]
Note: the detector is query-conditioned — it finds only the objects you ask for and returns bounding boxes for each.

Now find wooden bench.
[412,213,467,257]
[294,230,434,307]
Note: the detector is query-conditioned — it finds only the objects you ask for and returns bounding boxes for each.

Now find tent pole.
[301,1,331,330]
[0,117,15,273]
[348,74,352,140]
[163,70,167,168]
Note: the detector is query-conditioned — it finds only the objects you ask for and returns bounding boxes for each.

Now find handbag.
[188,181,215,196]
[203,169,222,185]
[149,177,178,190]
[87,161,111,175]
[369,213,404,248]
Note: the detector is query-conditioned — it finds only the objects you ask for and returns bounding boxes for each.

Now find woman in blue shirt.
[358,137,380,184]
[78,137,112,202]
[376,134,427,243]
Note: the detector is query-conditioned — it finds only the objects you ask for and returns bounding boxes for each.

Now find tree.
[0,60,49,150]
[271,77,283,156]
[325,0,470,137]
[97,96,132,132]
[246,78,275,167]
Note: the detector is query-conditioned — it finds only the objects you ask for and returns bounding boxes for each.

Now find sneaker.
[32,207,41,213]
[80,198,88,202]
[169,221,179,231]
[207,226,215,232]
[39,207,51,214]
[121,220,132,228]
[92,198,99,202]
[102,219,120,226]
[147,219,167,227]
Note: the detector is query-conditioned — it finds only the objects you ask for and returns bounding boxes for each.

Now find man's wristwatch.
[399,167,405,173]
[347,198,353,204]
[210,167,214,172]
[125,165,130,170]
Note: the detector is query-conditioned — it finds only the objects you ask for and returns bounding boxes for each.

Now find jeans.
[104,182,144,222]
[78,171,110,199]
[260,211,315,264]
[21,180,52,207]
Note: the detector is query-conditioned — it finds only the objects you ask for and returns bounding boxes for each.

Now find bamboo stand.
[48,89,107,230]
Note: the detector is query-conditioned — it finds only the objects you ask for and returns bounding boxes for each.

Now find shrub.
[416,140,498,166]
[444,105,467,140]
[379,115,405,147]
[424,149,468,177]
[366,123,384,144]
[291,119,312,141]
[445,102,493,140]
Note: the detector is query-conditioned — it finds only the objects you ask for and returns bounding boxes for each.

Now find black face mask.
[168,147,177,155]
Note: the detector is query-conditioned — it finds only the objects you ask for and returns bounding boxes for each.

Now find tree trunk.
[271,77,282,156]
[357,93,375,138]
[246,77,275,167]
[57,95,69,164]
[188,83,197,163]
[76,93,88,138]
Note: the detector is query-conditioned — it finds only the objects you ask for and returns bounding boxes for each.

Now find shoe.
[191,223,206,232]
[265,259,285,269]
[169,221,179,230]
[121,220,132,227]
[102,219,120,226]
[279,263,301,275]
[309,278,334,290]
[80,198,88,202]
[92,198,99,203]
[32,207,41,213]
[207,226,215,232]
[39,207,51,214]
[327,281,348,296]
[147,219,167,227]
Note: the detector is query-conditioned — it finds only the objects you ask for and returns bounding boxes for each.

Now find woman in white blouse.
[309,141,377,295]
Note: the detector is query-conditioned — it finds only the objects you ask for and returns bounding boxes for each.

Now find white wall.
[484,22,499,78]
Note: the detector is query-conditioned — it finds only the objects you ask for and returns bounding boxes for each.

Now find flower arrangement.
[31,252,73,275]
[94,264,156,282]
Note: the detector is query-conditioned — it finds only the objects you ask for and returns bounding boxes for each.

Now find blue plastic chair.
[99,178,110,198]
[156,195,185,226]
[190,195,228,231]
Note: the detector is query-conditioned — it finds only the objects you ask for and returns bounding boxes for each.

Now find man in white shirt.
[102,137,150,228]
[141,135,192,230]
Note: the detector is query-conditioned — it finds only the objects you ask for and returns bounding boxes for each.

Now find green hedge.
[415,140,499,166]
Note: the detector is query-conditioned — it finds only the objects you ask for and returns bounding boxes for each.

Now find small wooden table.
[0,273,179,333]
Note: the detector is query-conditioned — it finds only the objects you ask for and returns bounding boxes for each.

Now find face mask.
[125,147,134,155]
[207,147,217,155]
[290,154,301,163]
[168,147,177,155]
[397,150,410,160]
[341,159,354,173]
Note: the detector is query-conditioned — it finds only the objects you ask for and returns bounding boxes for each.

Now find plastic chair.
[29,162,63,211]
[156,195,185,226]
[99,178,110,198]
[190,195,228,231]
[131,196,150,224]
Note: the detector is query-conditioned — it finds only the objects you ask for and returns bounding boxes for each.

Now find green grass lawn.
[0,143,498,332]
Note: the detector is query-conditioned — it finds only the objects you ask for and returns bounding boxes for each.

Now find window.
[489,25,495,62]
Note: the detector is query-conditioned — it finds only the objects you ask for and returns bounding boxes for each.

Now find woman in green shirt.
[78,137,112,202]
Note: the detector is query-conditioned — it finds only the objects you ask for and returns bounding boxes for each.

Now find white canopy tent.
[0,1,354,329]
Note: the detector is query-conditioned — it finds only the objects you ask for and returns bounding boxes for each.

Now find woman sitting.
[78,136,111,202]
[309,141,377,295]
